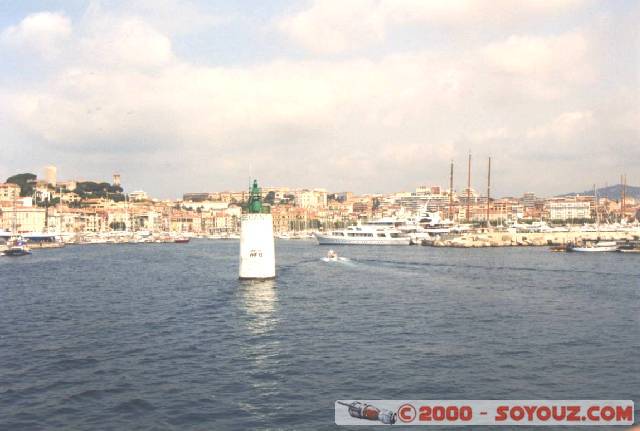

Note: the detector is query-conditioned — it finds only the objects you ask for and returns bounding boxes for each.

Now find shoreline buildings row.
[1,166,639,237]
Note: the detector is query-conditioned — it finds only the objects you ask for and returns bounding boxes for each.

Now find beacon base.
[239,213,276,280]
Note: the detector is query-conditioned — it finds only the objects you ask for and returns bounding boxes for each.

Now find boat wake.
[321,257,351,264]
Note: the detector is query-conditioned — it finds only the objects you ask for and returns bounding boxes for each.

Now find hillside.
[559,184,640,200]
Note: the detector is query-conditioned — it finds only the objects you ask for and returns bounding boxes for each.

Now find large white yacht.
[314,220,411,245]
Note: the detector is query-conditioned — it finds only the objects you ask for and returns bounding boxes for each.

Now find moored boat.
[314,222,410,245]
[617,240,640,253]
[567,240,618,252]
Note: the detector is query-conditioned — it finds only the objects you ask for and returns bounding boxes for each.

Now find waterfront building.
[473,199,523,223]
[0,205,46,233]
[522,192,537,209]
[0,183,20,201]
[271,205,318,232]
[294,189,327,209]
[546,197,592,222]
[397,186,452,214]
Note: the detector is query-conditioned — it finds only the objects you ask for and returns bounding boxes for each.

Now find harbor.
[3,163,639,256]
[1,0,639,427]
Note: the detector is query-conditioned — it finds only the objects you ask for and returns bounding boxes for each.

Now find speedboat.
[322,249,350,263]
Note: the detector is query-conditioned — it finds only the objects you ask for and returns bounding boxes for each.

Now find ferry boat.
[314,222,410,245]
[2,236,31,257]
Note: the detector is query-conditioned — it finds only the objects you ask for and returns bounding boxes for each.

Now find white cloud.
[482,32,589,79]
[279,0,589,54]
[1,1,636,197]
[79,17,174,69]
[526,111,595,141]
[279,0,386,54]
[1,11,72,59]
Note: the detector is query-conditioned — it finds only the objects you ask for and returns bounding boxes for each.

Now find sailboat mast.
[486,156,491,228]
[12,194,17,234]
[449,160,454,221]
[466,152,471,223]
[594,184,599,229]
[620,174,623,222]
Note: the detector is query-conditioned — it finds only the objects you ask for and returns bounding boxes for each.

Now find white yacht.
[314,221,410,245]
[399,211,452,244]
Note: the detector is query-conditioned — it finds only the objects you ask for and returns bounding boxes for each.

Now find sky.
[0,0,638,198]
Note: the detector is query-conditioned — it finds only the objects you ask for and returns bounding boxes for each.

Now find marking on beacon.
[239,179,276,280]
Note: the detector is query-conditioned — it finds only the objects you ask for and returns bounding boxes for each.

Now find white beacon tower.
[239,179,275,280]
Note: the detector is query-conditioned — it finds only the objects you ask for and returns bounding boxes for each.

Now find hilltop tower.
[44,165,57,187]
[239,179,275,280]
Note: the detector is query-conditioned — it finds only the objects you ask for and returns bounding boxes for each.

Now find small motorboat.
[322,249,351,263]
[174,237,190,243]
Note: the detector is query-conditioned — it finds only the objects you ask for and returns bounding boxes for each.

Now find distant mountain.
[559,184,640,200]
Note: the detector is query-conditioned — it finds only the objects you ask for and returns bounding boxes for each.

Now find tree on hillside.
[74,181,124,200]
[6,173,36,197]
[264,191,275,204]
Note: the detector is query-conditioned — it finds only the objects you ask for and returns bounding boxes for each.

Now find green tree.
[264,191,275,204]
[6,173,36,197]
[75,181,124,200]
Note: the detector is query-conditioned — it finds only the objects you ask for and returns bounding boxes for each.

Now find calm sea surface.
[1,241,638,430]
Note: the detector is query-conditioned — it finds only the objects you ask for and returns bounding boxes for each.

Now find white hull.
[570,246,618,252]
[314,233,410,245]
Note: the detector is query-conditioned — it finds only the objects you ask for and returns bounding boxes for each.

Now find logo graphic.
[398,403,417,423]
